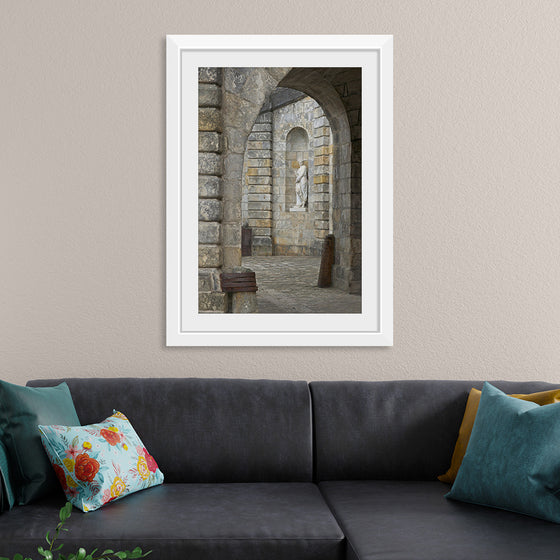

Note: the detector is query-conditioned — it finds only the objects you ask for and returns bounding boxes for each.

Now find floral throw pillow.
[38,411,164,512]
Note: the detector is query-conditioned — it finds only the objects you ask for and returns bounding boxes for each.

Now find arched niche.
[285,126,311,210]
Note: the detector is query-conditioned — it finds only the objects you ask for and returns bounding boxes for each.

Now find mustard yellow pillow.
[438,387,560,484]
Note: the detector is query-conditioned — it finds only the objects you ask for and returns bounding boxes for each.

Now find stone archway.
[198,66,361,312]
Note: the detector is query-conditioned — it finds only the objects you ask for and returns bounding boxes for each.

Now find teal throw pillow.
[0,439,15,511]
[39,411,164,512]
[0,380,80,504]
[446,382,560,523]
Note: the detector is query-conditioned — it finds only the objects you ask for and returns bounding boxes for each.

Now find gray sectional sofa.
[2,377,560,559]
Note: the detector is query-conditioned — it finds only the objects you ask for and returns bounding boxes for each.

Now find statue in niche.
[294,161,308,209]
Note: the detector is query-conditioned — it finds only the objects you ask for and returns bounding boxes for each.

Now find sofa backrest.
[310,379,560,481]
[27,378,313,483]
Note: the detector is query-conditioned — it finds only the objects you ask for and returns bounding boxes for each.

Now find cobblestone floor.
[243,256,361,313]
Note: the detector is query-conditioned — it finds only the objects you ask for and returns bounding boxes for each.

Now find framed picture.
[167,35,392,346]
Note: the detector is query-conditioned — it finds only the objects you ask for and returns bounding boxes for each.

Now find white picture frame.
[167,35,393,346]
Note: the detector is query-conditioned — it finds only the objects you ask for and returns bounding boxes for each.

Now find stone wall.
[198,67,226,312]
[242,93,333,257]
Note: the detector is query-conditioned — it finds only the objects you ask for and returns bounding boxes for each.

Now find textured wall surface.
[2,1,560,384]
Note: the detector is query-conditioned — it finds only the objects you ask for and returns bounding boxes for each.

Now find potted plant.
[0,502,151,560]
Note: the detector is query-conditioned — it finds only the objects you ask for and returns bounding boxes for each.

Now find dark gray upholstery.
[320,480,560,560]
[0,483,344,560]
[310,380,558,481]
[27,378,313,482]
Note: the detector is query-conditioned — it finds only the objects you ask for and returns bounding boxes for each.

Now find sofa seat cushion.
[0,483,344,560]
[320,481,560,560]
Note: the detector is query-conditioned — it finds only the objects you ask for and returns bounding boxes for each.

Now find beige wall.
[3,1,560,384]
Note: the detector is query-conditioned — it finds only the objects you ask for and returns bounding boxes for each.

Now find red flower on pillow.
[53,463,68,492]
[74,453,100,482]
[100,428,121,446]
[143,447,159,473]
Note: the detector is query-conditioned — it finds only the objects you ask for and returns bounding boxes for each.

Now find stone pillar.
[198,67,227,312]
[246,111,273,255]
[312,107,332,244]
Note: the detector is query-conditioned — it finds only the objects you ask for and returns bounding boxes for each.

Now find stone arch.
[278,69,354,291]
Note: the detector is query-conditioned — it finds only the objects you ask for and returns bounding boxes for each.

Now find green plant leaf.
[114,553,127,559]
[14,554,23,560]
[39,548,53,560]
[100,551,114,556]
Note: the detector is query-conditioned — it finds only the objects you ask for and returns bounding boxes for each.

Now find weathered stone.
[248,132,271,142]
[198,152,222,176]
[252,123,272,132]
[199,199,223,222]
[255,111,273,124]
[314,126,331,137]
[246,150,271,159]
[198,245,222,268]
[222,199,242,223]
[223,67,251,95]
[247,175,272,185]
[313,201,330,212]
[247,167,271,176]
[313,136,330,147]
[249,218,273,228]
[247,193,271,202]
[198,132,222,153]
[222,246,241,269]
[251,227,272,237]
[231,290,258,313]
[315,145,333,156]
[264,67,291,81]
[248,210,271,219]
[198,83,222,108]
[198,268,221,292]
[198,221,221,244]
[221,223,241,247]
[222,92,259,135]
[223,152,245,182]
[314,155,330,166]
[313,116,329,128]
[199,175,222,199]
[199,291,227,313]
[223,127,247,154]
[247,158,272,168]
[247,184,272,194]
[314,174,329,184]
[246,140,272,150]
[238,69,276,106]
[199,108,222,132]
[198,67,222,85]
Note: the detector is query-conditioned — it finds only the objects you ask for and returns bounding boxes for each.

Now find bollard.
[317,234,335,288]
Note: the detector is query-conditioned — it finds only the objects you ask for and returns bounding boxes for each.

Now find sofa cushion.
[0,381,80,504]
[310,380,559,480]
[320,480,560,560]
[438,386,560,484]
[39,411,164,512]
[446,382,560,523]
[0,483,344,560]
[27,378,313,483]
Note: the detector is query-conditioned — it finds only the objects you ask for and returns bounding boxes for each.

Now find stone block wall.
[198,67,226,312]
[242,94,333,257]
[242,110,273,255]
